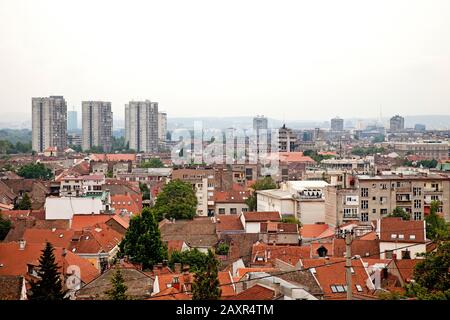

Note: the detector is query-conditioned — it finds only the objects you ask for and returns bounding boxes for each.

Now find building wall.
[82,101,113,152]
[298,200,325,224]
[379,242,426,260]
[125,100,159,153]
[45,197,105,220]
[158,112,167,142]
[32,96,67,153]
[256,193,295,214]
[215,202,248,215]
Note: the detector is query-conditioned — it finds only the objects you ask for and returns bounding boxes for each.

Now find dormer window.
[409,235,416,240]
[391,234,397,239]
[356,284,363,292]
[398,234,404,239]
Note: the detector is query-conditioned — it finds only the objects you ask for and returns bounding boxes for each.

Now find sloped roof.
[0,275,24,300]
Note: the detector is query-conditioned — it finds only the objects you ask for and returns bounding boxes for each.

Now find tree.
[245,177,277,211]
[191,249,221,300]
[119,208,167,270]
[152,179,197,221]
[168,248,209,272]
[389,207,410,221]
[17,163,53,180]
[141,158,164,168]
[215,242,229,256]
[281,215,302,227]
[28,242,66,300]
[16,193,32,210]
[404,240,450,300]
[139,183,151,201]
[105,269,128,300]
[425,201,449,241]
[0,212,12,240]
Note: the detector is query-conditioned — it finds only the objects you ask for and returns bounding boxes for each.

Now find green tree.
[17,163,53,180]
[281,215,302,227]
[139,183,151,201]
[141,158,164,168]
[215,242,229,256]
[404,240,450,300]
[425,201,449,241]
[152,179,197,221]
[192,249,221,300]
[16,193,32,210]
[28,242,66,300]
[168,248,209,273]
[105,269,128,300]
[86,145,105,153]
[389,207,410,221]
[245,177,277,211]
[0,212,12,240]
[119,208,167,270]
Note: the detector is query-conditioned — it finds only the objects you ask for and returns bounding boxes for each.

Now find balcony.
[343,214,359,220]
[396,187,412,192]
[424,187,442,193]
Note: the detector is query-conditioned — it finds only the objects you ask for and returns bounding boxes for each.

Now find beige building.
[388,141,449,160]
[325,172,450,226]
[82,101,113,152]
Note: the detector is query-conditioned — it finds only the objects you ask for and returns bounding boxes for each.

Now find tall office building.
[253,115,268,131]
[330,117,344,131]
[82,101,113,152]
[68,110,78,132]
[125,100,159,153]
[158,112,167,142]
[390,115,405,132]
[32,96,67,153]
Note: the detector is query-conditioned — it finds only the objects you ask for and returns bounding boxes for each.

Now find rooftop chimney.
[19,239,26,250]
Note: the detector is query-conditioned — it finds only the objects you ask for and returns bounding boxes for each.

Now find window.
[361,212,369,222]
[413,212,422,221]
[361,200,368,209]
[336,285,345,293]
[372,196,376,201]
[385,250,393,259]
[414,200,422,209]
[242,208,248,212]
[356,285,363,292]
[218,208,225,214]
[401,250,411,259]
[398,234,404,239]
[381,208,388,215]
[372,208,376,214]
[380,184,387,190]
[361,188,369,197]
[343,208,358,218]
[413,187,422,196]
[391,234,397,239]
[230,208,237,214]
[409,235,416,240]
[330,285,338,293]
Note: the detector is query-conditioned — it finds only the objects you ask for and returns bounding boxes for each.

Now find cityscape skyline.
[1,0,450,121]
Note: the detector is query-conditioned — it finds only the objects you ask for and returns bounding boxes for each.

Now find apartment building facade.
[325,173,450,226]
[125,100,159,153]
[158,112,167,142]
[389,141,449,160]
[32,96,67,153]
[82,101,113,152]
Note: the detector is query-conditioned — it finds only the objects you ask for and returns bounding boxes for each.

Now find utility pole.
[345,231,353,300]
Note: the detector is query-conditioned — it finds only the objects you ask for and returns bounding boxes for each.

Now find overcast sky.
[0,0,449,121]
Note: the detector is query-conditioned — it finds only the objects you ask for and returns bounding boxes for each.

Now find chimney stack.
[19,239,26,250]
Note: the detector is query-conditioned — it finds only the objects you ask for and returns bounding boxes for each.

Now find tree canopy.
[118,208,167,270]
[168,248,210,273]
[17,163,53,180]
[425,201,449,241]
[152,179,197,221]
[141,158,164,168]
[191,249,221,300]
[28,242,66,300]
[105,269,128,300]
[0,212,12,240]
[16,193,32,210]
[389,207,411,221]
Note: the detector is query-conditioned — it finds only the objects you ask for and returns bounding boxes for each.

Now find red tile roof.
[91,154,136,162]
[379,217,426,243]
[111,194,142,216]
[278,152,316,163]
[301,257,373,298]
[149,287,191,300]
[224,284,275,300]
[214,190,250,203]
[393,259,421,283]
[215,215,244,232]
[218,271,236,297]
[301,224,333,238]
[236,267,277,278]
[251,243,310,266]
[243,211,281,222]
[0,242,99,284]
[71,214,112,231]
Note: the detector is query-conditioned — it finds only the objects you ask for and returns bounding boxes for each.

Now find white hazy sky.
[0,0,450,121]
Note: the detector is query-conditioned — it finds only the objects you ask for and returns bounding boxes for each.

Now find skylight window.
[398,234,404,239]
[410,235,416,240]
[391,234,397,239]
[331,285,338,293]
[356,285,363,292]
[336,285,345,293]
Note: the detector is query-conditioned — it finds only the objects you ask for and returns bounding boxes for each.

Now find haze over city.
[1,0,450,121]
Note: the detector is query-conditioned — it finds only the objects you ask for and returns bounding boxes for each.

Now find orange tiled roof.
[301,224,332,238]
[111,194,142,215]
[91,154,136,162]
[71,214,112,231]
[215,215,244,232]
[251,243,310,266]
[224,284,275,300]
[379,217,426,243]
[218,271,236,297]
[243,211,281,222]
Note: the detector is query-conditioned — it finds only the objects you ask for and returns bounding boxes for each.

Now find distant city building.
[389,115,405,132]
[32,96,67,153]
[67,110,78,132]
[414,124,426,131]
[390,140,448,160]
[68,133,82,147]
[278,124,296,152]
[125,100,159,153]
[253,115,268,131]
[82,101,113,152]
[330,117,344,131]
[158,112,167,142]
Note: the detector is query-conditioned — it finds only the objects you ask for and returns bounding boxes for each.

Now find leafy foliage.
[118,208,167,270]
[105,269,128,300]
[168,249,209,273]
[350,146,385,157]
[191,249,221,300]
[303,150,335,162]
[0,212,12,240]
[215,242,230,256]
[141,158,164,168]
[404,240,450,300]
[281,215,302,227]
[425,201,449,241]
[0,140,32,154]
[152,179,197,221]
[17,163,53,180]
[139,183,151,201]
[388,207,411,221]
[28,242,66,300]
[16,193,32,210]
